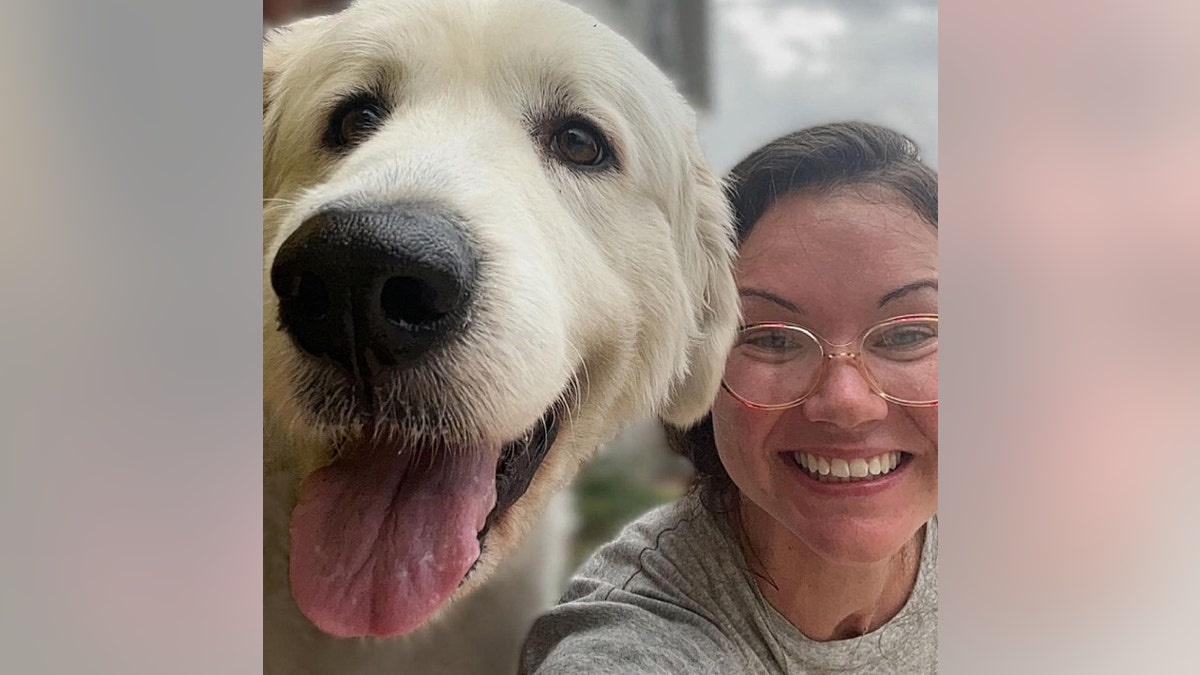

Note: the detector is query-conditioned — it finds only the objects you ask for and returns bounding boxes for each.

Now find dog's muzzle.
[272,202,573,640]
[270,203,479,378]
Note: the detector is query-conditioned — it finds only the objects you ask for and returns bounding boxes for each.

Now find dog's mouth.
[288,392,568,640]
[482,398,565,541]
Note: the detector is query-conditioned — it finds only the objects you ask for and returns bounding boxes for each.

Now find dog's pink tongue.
[289,440,496,638]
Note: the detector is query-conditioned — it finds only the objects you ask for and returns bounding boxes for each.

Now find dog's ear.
[659,146,741,429]
[263,24,293,189]
[263,24,292,120]
[263,16,328,114]
[263,16,328,197]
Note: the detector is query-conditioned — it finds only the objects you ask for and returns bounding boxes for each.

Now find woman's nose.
[801,357,889,429]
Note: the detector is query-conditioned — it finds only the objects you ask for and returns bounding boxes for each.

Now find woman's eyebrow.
[878,279,938,308]
[739,288,802,314]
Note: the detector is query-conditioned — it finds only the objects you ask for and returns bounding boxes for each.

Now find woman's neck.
[733,494,925,642]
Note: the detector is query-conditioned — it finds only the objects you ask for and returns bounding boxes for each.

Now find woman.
[521,122,938,674]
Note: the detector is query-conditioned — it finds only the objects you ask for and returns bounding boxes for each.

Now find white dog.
[263,0,738,672]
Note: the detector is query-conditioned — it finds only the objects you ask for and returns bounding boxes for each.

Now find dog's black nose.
[270,205,477,374]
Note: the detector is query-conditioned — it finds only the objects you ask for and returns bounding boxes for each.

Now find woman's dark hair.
[668,121,938,518]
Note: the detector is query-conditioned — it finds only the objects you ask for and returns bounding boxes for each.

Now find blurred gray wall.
[568,0,712,109]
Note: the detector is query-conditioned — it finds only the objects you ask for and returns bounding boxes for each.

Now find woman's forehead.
[736,191,937,315]
[741,191,932,261]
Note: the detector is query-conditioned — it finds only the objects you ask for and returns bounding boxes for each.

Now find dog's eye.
[325,94,388,151]
[551,121,609,167]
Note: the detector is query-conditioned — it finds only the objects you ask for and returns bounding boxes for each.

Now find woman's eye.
[748,334,792,350]
[742,330,808,353]
[325,94,389,151]
[871,325,937,353]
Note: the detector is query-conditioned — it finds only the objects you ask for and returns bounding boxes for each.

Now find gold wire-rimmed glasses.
[721,314,938,410]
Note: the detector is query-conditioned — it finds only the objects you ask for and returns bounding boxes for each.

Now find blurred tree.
[569,420,694,569]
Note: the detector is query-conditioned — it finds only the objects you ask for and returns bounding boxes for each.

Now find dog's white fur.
[263,1,738,672]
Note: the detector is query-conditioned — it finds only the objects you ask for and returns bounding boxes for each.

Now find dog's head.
[263,0,738,639]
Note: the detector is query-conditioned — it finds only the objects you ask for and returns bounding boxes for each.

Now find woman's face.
[713,188,938,565]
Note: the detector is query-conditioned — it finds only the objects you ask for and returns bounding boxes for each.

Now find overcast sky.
[700,0,938,173]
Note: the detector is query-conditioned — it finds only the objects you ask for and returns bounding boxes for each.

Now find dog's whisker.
[565,340,592,407]
[263,197,302,207]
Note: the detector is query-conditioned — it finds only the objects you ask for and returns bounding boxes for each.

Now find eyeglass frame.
[720,313,939,410]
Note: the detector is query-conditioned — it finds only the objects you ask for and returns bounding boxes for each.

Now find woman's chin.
[790,515,929,566]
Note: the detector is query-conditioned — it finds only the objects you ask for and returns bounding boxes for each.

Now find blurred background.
[11,0,1200,672]
[264,0,938,570]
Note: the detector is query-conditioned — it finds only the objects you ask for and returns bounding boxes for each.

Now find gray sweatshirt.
[521,493,936,674]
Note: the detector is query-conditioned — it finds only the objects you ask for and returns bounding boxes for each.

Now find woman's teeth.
[791,451,903,483]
